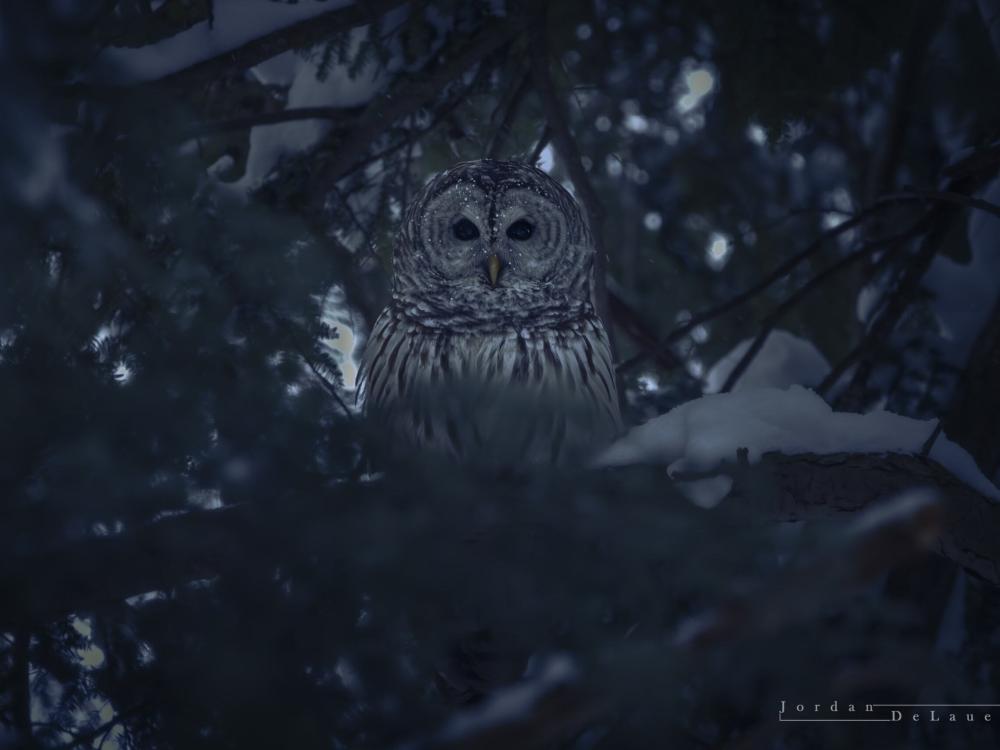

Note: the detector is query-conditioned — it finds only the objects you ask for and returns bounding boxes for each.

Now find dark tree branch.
[485,65,531,160]
[819,201,966,405]
[527,10,614,347]
[607,290,685,372]
[527,123,552,166]
[879,189,1000,221]
[616,200,898,374]
[178,105,364,140]
[718,223,923,393]
[618,183,1000,377]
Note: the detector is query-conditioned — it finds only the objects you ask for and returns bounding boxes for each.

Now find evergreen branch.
[3,452,1000,629]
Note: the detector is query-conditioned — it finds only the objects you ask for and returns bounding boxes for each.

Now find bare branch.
[718,223,923,393]
[879,189,1000,221]
[485,65,531,160]
[527,11,614,343]
[616,200,898,375]
[607,289,686,372]
[527,123,552,166]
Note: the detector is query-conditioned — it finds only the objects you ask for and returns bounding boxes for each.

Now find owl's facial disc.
[416,184,571,291]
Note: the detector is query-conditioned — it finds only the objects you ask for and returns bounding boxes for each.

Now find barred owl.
[359,160,621,466]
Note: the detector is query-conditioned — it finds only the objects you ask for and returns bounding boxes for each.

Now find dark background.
[2,1,1000,748]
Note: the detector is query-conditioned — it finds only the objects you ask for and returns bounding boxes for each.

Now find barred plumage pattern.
[359,160,621,464]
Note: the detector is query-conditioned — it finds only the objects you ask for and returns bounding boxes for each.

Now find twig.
[718,224,922,393]
[920,420,943,456]
[616,199,898,374]
[817,197,966,403]
[619,186,1000,376]
[606,290,685,372]
[879,189,1000,221]
[486,65,531,159]
[528,124,552,166]
[528,9,614,352]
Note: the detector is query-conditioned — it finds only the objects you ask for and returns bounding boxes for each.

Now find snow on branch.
[598,385,999,503]
[88,0,408,88]
[599,385,1000,583]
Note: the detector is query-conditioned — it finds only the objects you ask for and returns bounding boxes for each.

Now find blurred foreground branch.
[3,452,999,630]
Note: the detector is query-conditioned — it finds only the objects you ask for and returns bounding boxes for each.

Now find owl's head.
[392,160,595,329]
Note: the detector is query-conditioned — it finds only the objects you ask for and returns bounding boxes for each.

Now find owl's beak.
[486,253,503,287]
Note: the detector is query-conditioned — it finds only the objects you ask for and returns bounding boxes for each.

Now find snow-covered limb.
[599,386,999,503]
[599,386,1000,582]
[90,0,408,87]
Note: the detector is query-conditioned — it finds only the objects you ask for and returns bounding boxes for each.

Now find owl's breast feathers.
[358,305,622,463]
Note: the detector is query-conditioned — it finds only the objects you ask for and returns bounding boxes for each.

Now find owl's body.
[359,160,621,465]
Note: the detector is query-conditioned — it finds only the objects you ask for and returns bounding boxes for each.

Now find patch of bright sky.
[706,232,732,270]
[643,211,662,231]
[537,143,555,173]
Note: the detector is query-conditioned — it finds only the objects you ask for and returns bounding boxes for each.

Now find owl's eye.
[506,219,534,241]
[452,218,480,241]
